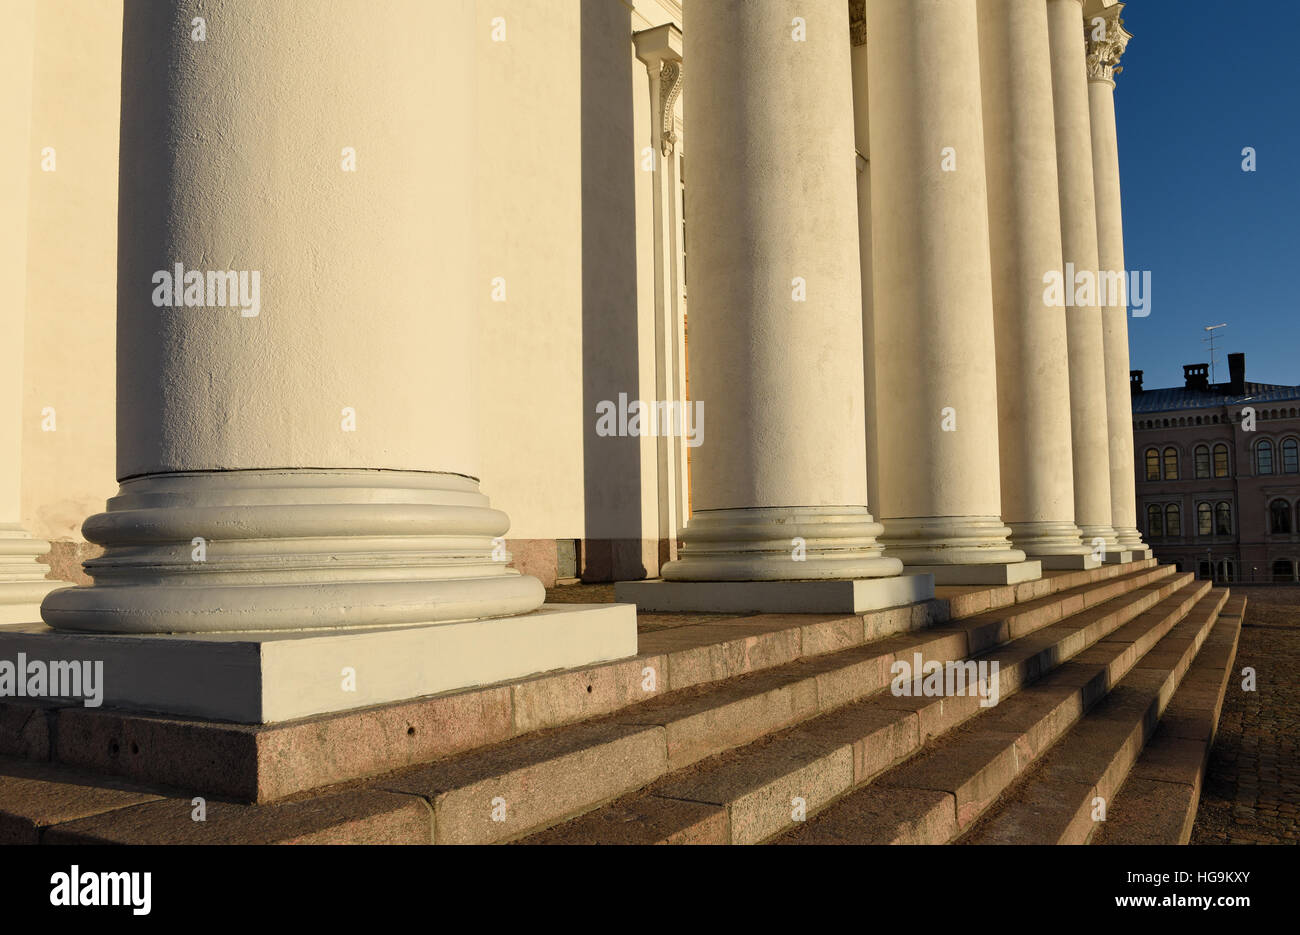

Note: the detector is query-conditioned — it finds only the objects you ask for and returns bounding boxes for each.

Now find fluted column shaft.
[0,0,60,625]
[662,0,899,582]
[1087,4,1146,553]
[1048,0,1118,550]
[866,0,1027,571]
[43,0,543,633]
[977,0,1090,563]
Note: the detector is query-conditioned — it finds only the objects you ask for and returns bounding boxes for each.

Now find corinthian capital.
[1084,3,1132,84]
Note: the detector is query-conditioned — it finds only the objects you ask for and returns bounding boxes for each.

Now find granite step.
[2,562,1164,804]
[1090,596,1245,845]
[0,561,1178,843]
[955,587,1231,844]
[770,578,1215,844]
[517,571,1192,844]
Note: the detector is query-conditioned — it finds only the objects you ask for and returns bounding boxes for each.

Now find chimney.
[1183,363,1209,391]
[1228,352,1246,394]
[1130,370,1143,394]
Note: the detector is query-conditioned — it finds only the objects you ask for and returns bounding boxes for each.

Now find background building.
[1133,351,1300,582]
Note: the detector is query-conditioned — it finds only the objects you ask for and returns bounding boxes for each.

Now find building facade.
[1133,353,1300,583]
[1,0,1155,716]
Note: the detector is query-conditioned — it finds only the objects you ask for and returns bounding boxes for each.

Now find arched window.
[1258,439,1275,475]
[1163,446,1179,480]
[1215,501,1232,536]
[1273,559,1294,583]
[1284,438,1299,474]
[1218,560,1234,583]
[1214,443,1230,478]
[1197,502,1213,536]
[1194,445,1210,478]
[1270,498,1292,534]
[1145,448,1160,481]
[1146,504,1163,538]
[1164,503,1181,536]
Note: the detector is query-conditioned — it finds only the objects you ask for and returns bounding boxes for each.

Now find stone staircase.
[0,559,1243,844]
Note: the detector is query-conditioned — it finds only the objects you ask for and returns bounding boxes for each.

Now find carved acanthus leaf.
[1085,7,1132,83]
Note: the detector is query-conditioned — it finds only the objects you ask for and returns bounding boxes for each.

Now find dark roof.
[1132,382,1300,414]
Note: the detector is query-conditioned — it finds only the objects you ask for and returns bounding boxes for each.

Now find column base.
[879,515,1027,567]
[40,469,545,634]
[1113,526,1151,558]
[614,574,934,614]
[1078,523,1122,553]
[662,506,903,581]
[901,560,1042,586]
[0,603,635,723]
[1008,520,1094,564]
[0,524,64,627]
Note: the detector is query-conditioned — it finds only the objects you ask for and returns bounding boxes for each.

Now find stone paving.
[1191,586,1300,844]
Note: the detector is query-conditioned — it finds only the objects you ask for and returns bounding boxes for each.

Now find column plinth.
[618,0,928,613]
[42,470,543,633]
[978,0,1095,569]
[865,0,1037,586]
[1048,0,1120,555]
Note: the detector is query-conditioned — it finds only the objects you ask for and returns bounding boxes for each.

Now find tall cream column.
[18,0,634,721]
[866,0,1038,585]
[1047,0,1122,556]
[1086,0,1148,557]
[619,0,932,614]
[0,0,61,626]
[977,0,1094,569]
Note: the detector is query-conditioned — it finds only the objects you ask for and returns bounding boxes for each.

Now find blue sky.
[1116,0,1300,389]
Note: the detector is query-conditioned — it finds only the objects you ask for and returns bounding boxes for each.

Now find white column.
[0,0,61,626]
[42,0,546,634]
[866,0,1038,585]
[620,0,931,614]
[1086,0,1148,556]
[1047,0,1122,556]
[977,0,1095,569]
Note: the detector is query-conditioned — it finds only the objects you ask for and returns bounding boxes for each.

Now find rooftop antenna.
[1203,323,1228,383]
